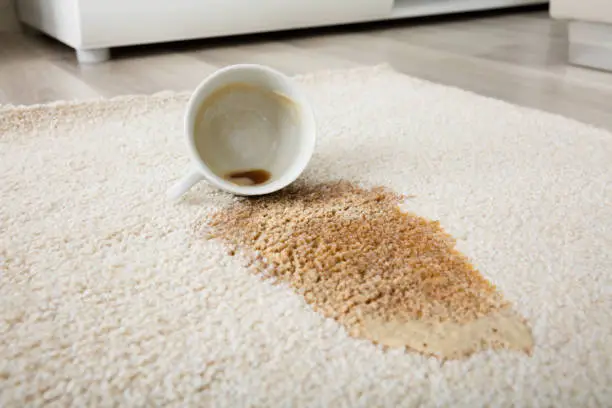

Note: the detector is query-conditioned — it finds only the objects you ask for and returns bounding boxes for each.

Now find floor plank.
[0,36,99,104]
[1,10,612,129]
[55,53,219,97]
[194,41,361,75]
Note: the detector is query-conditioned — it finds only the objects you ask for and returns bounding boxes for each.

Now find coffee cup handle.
[167,168,205,201]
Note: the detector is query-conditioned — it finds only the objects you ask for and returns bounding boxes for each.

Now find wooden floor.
[2,8,612,130]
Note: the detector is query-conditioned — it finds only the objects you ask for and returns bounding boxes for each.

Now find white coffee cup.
[167,64,316,200]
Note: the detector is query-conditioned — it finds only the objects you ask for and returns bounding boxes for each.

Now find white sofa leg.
[76,48,111,64]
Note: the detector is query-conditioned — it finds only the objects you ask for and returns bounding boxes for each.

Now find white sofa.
[17,0,546,64]
[551,0,612,71]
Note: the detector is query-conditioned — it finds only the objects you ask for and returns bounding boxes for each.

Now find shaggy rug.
[1,65,610,407]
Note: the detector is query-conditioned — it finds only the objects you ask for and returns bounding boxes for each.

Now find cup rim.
[184,64,316,196]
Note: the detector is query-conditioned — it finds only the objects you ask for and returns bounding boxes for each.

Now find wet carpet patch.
[203,181,533,359]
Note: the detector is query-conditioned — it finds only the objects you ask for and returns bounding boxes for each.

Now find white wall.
[0,0,19,31]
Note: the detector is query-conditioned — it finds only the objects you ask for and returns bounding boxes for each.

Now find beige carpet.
[1,65,611,407]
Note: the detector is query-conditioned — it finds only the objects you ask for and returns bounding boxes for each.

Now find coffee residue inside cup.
[201,181,533,359]
[225,169,271,186]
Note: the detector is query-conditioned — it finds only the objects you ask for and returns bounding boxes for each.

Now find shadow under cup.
[189,68,315,193]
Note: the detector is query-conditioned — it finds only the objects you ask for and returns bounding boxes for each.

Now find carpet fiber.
[1,66,610,407]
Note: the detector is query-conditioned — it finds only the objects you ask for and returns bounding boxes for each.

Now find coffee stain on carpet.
[202,181,533,359]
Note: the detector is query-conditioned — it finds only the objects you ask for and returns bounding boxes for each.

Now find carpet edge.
[0,65,395,112]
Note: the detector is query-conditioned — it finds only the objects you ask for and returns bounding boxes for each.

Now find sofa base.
[17,0,546,64]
